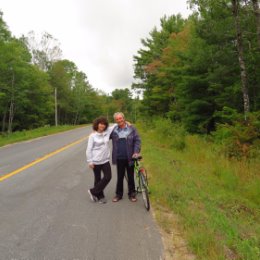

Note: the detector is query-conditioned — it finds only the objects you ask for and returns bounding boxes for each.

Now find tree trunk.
[252,0,260,49]
[7,69,15,134]
[2,108,7,133]
[232,0,250,118]
[8,100,14,134]
[55,87,58,126]
[73,111,79,125]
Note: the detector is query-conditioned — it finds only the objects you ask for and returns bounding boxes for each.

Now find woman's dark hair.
[92,116,109,131]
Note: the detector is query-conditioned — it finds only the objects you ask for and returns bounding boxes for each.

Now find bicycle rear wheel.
[139,171,150,211]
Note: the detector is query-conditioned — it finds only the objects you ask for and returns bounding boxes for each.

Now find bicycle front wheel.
[140,171,150,211]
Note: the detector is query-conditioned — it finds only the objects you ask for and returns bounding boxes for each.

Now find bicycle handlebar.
[131,155,142,161]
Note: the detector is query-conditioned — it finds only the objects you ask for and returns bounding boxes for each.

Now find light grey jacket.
[86,125,115,165]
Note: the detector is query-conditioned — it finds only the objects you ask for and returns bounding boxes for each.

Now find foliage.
[0,22,52,132]
[0,11,136,132]
[144,117,187,151]
[111,88,133,119]
[22,31,62,71]
[133,1,260,134]
[213,110,260,158]
[133,15,187,116]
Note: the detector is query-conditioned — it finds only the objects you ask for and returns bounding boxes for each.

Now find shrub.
[213,111,260,159]
[153,118,187,150]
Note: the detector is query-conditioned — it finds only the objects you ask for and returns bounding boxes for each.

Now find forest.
[132,0,260,158]
[0,11,134,133]
[0,0,259,158]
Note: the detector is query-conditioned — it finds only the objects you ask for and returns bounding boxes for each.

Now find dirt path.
[152,204,196,260]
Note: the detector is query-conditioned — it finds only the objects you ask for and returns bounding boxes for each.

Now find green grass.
[137,122,260,260]
[0,125,86,147]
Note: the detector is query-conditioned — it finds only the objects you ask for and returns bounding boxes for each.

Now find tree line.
[0,11,135,134]
[1,0,260,148]
[133,0,260,135]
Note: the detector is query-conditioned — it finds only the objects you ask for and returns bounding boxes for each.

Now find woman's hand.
[89,163,95,169]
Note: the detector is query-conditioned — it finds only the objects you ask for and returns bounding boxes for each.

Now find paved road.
[0,126,164,260]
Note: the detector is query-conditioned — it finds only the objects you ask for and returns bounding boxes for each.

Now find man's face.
[115,115,125,127]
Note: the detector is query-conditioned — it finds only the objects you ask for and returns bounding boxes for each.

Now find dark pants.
[116,159,135,198]
[90,162,112,199]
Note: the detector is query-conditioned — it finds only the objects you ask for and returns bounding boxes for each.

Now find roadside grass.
[0,125,86,147]
[136,122,260,260]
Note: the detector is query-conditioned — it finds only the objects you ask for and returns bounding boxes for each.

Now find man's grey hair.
[113,112,125,120]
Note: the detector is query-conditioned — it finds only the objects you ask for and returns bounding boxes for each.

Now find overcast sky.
[0,0,191,94]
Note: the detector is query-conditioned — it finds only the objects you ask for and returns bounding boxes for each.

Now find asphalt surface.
[0,126,164,260]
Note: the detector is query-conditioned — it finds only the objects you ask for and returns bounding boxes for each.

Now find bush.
[153,118,187,150]
[213,111,260,159]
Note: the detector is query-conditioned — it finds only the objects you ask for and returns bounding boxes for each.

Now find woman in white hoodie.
[86,116,116,204]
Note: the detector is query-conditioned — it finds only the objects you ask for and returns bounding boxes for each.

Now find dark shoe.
[112,196,122,202]
[88,189,98,202]
[129,195,137,202]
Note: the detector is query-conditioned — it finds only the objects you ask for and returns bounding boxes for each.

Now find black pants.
[116,159,135,198]
[90,162,112,199]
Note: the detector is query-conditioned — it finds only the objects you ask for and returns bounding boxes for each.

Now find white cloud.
[0,0,191,93]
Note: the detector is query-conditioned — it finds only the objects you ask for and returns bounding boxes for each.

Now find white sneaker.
[88,190,97,202]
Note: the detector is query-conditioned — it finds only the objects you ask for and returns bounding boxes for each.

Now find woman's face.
[97,123,106,132]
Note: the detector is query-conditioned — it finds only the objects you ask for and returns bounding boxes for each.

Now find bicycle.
[132,156,150,211]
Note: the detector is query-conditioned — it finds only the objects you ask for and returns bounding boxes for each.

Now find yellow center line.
[0,135,89,182]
